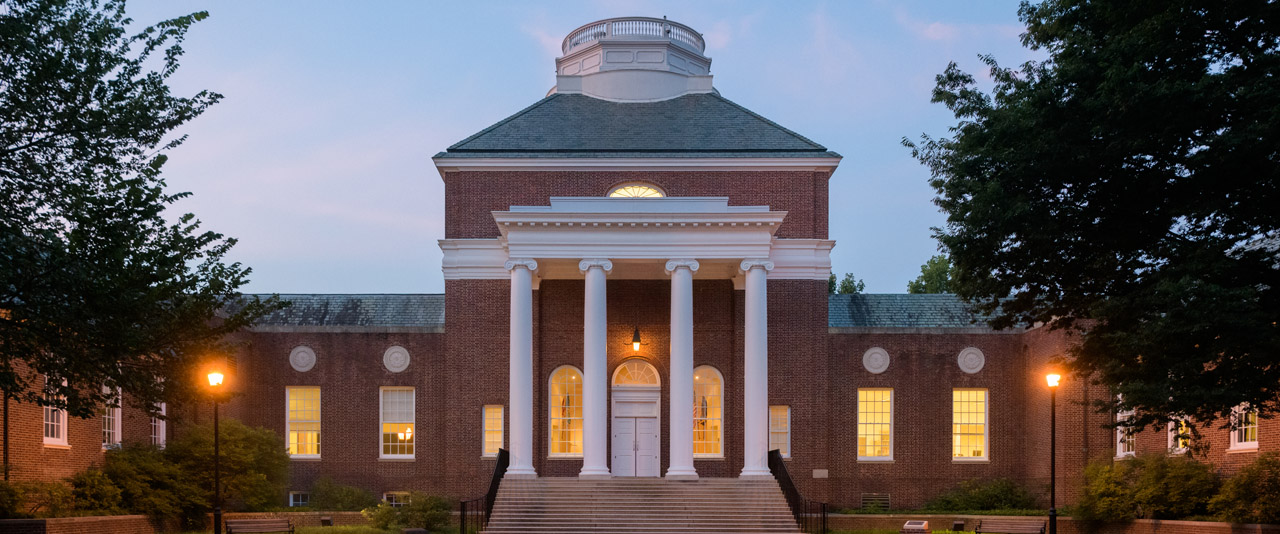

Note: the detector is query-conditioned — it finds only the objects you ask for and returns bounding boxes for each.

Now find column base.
[665,469,699,481]
[505,468,538,479]
[739,468,773,479]
[578,468,612,480]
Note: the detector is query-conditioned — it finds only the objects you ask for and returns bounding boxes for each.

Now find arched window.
[693,365,724,457]
[612,359,660,387]
[549,366,583,456]
[608,183,665,198]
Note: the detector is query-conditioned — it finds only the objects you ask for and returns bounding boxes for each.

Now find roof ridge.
[448,94,562,151]
[707,93,829,152]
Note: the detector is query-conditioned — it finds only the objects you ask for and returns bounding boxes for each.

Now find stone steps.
[481,477,801,534]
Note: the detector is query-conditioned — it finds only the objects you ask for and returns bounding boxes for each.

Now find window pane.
[858,389,892,459]
[484,405,503,456]
[550,368,583,455]
[381,388,415,457]
[770,405,790,457]
[952,389,987,458]
[288,387,321,456]
[693,367,723,457]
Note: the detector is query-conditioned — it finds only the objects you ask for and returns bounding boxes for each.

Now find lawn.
[183,526,460,534]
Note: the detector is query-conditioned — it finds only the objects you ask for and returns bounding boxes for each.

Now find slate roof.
[435,93,840,159]
[245,294,444,328]
[828,293,988,329]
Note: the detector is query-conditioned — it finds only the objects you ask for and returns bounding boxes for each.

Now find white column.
[579,259,613,479]
[740,259,774,478]
[665,259,699,480]
[505,258,538,478]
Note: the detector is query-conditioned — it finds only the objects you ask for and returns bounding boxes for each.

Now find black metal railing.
[769,449,828,534]
[459,448,509,534]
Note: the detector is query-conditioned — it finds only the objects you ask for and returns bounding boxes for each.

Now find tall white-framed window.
[857,388,893,461]
[151,403,167,447]
[483,404,503,457]
[288,491,310,507]
[693,365,724,458]
[380,387,415,459]
[102,387,122,449]
[769,405,791,458]
[952,388,988,461]
[1230,405,1259,451]
[287,387,321,458]
[384,492,410,507]
[1115,407,1136,458]
[43,378,68,447]
[549,366,583,457]
[1168,419,1191,454]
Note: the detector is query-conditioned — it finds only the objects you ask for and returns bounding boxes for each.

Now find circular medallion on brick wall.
[862,347,890,374]
[958,347,985,374]
[383,345,411,373]
[289,346,316,372]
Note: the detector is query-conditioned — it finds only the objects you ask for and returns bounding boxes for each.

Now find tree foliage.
[163,418,290,514]
[309,476,379,511]
[1209,452,1280,524]
[907,254,953,294]
[1077,454,1219,520]
[0,0,280,417]
[835,273,865,294]
[905,0,1280,428]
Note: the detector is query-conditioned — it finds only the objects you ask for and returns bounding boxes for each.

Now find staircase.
[480,477,802,533]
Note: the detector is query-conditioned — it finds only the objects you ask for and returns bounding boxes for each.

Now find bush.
[1077,454,1218,520]
[164,418,290,513]
[11,481,73,518]
[1210,452,1280,524]
[310,476,379,511]
[104,443,204,526]
[0,480,26,519]
[924,478,1037,511]
[361,492,450,531]
[67,467,122,514]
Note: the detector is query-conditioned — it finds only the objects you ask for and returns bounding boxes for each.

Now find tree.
[905,0,1280,428]
[163,419,290,515]
[0,0,280,437]
[834,273,865,294]
[828,273,837,294]
[907,254,953,294]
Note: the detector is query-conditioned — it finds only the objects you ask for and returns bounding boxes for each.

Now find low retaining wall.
[217,511,368,527]
[0,515,157,534]
[829,514,1280,534]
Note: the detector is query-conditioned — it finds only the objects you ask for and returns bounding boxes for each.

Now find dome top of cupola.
[551,17,715,103]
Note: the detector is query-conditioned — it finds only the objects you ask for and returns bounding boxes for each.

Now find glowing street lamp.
[1046,372,1061,534]
[208,369,225,534]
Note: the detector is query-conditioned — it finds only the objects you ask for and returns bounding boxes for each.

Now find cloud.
[893,8,1021,43]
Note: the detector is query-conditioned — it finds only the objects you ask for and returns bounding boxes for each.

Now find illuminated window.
[608,183,665,198]
[1230,405,1259,450]
[1116,407,1136,458]
[612,360,660,387]
[770,405,791,458]
[380,387,415,458]
[693,365,724,458]
[549,366,583,456]
[102,388,121,449]
[151,403,166,447]
[858,389,893,461]
[483,405,503,457]
[384,492,410,507]
[288,387,321,457]
[1168,419,1190,454]
[952,389,988,460]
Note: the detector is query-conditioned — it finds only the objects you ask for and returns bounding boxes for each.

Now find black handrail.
[769,449,828,534]
[459,448,509,534]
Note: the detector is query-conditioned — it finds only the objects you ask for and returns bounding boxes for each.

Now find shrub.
[164,418,290,513]
[361,492,450,531]
[924,478,1037,511]
[1077,454,1218,520]
[0,480,26,519]
[310,476,379,511]
[103,443,204,527]
[12,481,73,518]
[67,467,122,514]
[361,501,399,530]
[1209,452,1280,524]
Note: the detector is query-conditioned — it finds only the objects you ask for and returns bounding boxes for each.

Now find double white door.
[612,416,659,477]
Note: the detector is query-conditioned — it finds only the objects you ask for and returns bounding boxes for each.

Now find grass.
[181,527,450,534]
[838,508,1047,516]
[831,530,972,534]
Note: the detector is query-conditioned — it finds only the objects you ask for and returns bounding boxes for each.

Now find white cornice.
[432,157,842,176]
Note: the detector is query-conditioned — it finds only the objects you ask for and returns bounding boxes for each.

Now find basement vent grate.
[861,492,890,510]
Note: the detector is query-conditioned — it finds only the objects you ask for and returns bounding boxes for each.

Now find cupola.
[550,16,714,103]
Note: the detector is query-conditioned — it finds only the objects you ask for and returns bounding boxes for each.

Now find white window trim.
[952,388,989,462]
[769,405,791,459]
[379,387,415,459]
[1115,409,1136,458]
[102,387,122,450]
[548,365,584,458]
[287,386,321,459]
[383,491,410,507]
[288,491,310,507]
[43,378,68,447]
[857,388,894,462]
[1167,420,1189,455]
[1229,405,1260,451]
[151,403,167,447]
[693,365,725,459]
[483,404,504,458]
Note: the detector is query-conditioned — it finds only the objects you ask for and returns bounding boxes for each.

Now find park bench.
[224,518,294,534]
[976,518,1046,534]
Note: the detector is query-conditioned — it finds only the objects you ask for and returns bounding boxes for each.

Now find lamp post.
[208,370,225,534]
[1046,372,1061,534]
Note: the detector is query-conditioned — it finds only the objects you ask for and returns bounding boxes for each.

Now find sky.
[123,1,1044,295]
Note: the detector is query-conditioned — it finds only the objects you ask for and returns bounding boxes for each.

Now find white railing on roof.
[561,17,705,55]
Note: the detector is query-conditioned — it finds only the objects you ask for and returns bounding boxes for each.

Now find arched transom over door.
[611,359,661,477]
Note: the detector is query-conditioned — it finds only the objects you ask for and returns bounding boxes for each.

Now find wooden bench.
[976,518,1046,534]
[224,518,294,534]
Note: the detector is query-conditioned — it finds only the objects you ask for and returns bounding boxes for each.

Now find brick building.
[5,16,1273,514]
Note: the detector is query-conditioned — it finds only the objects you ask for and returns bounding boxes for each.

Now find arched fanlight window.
[612,359,660,387]
[608,183,665,198]
[693,365,724,457]
[549,366,583,456]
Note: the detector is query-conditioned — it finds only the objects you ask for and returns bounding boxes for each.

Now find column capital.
[578,258,613,275]
[504,258,538,272]
[664,259,700,275]
[739,259,775,274]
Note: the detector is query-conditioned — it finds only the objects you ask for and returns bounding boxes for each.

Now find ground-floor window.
[384,492,410,507]
[381,387,415,458]
[1230,405,1259,450]
[1168,419,1190,453]
[769,405,791,458]
[1115,406,1136,458]
[43,379,67,447]
[549,366,583,457]
[151,403,167,447]
[289,491,310,507]
[288,386,321,458]
[857,388,893,461]
[483,404,503,457]
[693,366,724,458]
[952,389,988,461]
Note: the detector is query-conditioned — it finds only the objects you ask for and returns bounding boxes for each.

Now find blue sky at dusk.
[125,1,1043,294]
